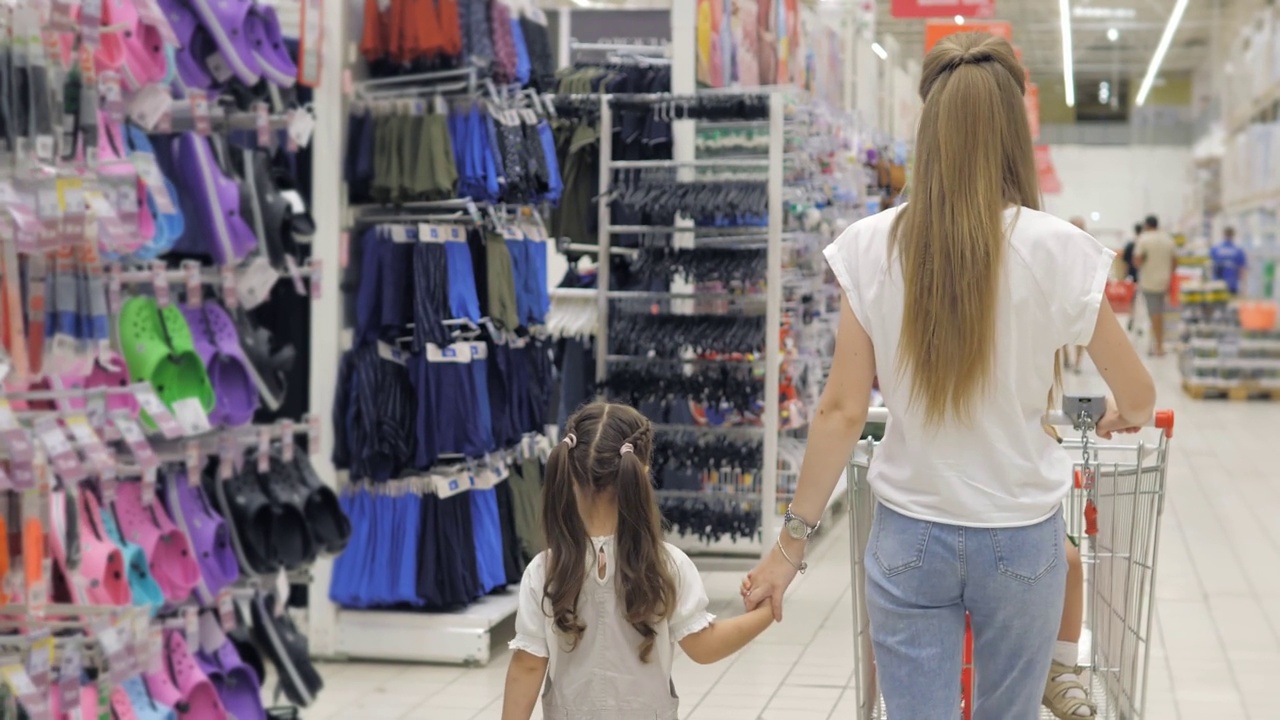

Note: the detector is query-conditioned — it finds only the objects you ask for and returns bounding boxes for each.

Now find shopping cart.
[846,399,1174,719]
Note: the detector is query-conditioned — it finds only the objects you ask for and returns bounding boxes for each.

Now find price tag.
[220,266,239,309]
[218,433,240,480]
[35,182,62,249]
[0,401,36,489]
[205,52,235,84]
[57,646,80,717]
[127,83,174,132]
[80,0,102,48]
[183,606,199,649]
[130,383,185,439]
[173,398,212,437]
[65,415,115,480]
[287,109,316,149]
[236,256,280,310]
[35,418,86,483]
[254,102,271,148]
[141,464,157,506]
[285,110,299,153]
[217,589,237,631]
[27,635,53,693]
[256,426,271,474]
[94,623,129,684]
[283,255,308,296]
[309,258,323,300]
[307,414,321,456]
[100,71,124,127]
[280,420,295,462]
[110,413,159,470]
[50,0,78,32]
[133,154,177,215]
[0,664,43,719]
[105,176,139,239]
[182,261,203,307]
[151,260,171,307]
[106,262,123,315]
[188,90,212,137]
[58,179,86,246]
[184,439,202,480]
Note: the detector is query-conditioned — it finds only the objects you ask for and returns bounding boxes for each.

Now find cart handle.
[862,406,1174,439]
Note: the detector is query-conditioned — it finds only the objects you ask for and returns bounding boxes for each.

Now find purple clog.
[187,0,263,85]
[172,132,258,265]
[164,469,240,603]
[245,3,295,87]
[159,0,219,90]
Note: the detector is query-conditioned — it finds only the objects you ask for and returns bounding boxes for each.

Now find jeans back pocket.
[988,517,1061,585]
[872,504,933,576]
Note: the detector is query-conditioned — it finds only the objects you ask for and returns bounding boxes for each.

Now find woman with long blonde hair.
[741,32,1155,717]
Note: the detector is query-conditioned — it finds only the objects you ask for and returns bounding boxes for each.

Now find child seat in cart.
[844,397,1175,719]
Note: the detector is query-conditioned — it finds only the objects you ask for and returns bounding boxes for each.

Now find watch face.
[785,517,807,539]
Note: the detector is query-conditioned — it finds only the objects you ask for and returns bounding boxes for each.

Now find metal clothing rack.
[586,91,787,556]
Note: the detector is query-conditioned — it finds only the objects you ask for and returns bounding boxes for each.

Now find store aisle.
[304,357,1278,720]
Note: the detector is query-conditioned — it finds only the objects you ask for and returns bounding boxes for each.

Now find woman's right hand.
[1094,396,1145,439]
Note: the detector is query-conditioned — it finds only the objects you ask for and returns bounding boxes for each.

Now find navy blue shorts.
[439,226,481,323]
[426,342,494,458]
[471,487,507,593]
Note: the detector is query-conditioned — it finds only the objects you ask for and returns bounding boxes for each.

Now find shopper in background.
[501,402,774,720]
[1211,226,1248,296]
[1134,215,1178,356]
[1123,223,1142,282]
[740,32,1155,719]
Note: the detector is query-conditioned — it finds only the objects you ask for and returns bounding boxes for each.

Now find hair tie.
[619,443,634,456]
[562,434,577,448]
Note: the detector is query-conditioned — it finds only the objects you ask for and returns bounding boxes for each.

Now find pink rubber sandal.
[49,489,131,606]
[114,480,202,604]
[107,0,171,90]
[162,630,229,720]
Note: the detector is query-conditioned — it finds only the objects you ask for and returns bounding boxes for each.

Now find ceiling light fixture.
[955,14,965,25]
[872,42,888,61]
[1073,6,1136,19]
[1136,0,1189,106]
[1060,0,1075,107]
[1107,27,1119,42]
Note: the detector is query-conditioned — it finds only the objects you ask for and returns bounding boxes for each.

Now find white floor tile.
[314,354,1274,718]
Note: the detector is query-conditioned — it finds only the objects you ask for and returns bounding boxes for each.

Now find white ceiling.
[875,0,1253,81]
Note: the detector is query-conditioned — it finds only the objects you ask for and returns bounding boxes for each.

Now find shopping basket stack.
[846,399,1174,719]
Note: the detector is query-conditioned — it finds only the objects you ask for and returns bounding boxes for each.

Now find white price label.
[173,397,212,436]
[236,256,280,309]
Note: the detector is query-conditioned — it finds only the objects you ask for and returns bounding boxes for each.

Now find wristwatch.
[783,506,820,541]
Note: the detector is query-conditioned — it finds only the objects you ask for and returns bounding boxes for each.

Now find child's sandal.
[1043,661,1097,719]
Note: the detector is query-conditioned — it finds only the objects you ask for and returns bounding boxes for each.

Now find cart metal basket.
[846,401,1175,719]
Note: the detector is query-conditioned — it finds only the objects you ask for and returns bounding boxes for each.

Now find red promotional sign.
[1025,83,1040,141]
[1034,145,1060,194]
[923,20,1013,53]
[892,0,995,19]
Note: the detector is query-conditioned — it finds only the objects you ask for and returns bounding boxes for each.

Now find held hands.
[741,541,802,622]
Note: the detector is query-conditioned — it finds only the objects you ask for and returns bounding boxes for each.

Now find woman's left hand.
[742,543,802,622]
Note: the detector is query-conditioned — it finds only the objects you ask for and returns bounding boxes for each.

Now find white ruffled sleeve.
[666,544,716,641]
[508,553,550,658]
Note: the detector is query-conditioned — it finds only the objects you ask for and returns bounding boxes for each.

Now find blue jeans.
[866,502,1066,719]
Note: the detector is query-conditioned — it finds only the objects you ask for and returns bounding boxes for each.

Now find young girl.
[502,402,774,720]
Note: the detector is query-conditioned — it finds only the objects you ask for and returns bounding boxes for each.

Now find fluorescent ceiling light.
[1073,6,1136,19]
[1107,27,1119,42]
[1060,0,1075,107]
[872,42,888,60]
[954,14,964,24]
[1136,0,1189,106]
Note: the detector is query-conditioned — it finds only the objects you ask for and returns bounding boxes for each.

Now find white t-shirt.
[823,205,1115,527]
[510,538,714,682]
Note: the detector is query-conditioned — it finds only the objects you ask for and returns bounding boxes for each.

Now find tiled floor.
[303,356,1280,719]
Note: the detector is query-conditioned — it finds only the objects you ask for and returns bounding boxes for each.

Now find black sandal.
[203,458,280,576]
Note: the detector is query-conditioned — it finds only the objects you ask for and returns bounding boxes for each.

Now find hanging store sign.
[1034,145,1060,194]
[923,20,1012,53]
[1025,82,1040,141]
[892,0,995,19]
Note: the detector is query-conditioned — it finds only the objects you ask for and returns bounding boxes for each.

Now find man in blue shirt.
[1210,227,1248,295]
